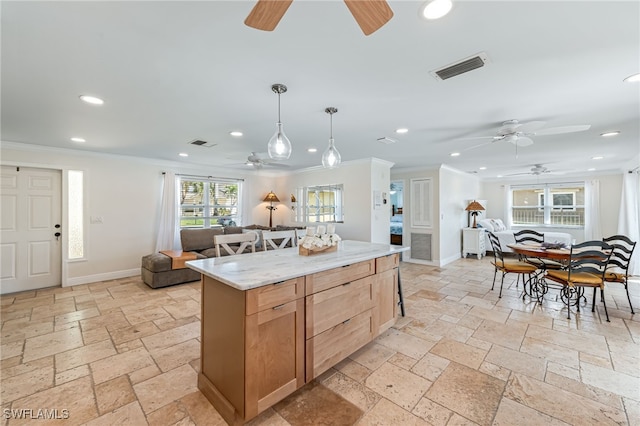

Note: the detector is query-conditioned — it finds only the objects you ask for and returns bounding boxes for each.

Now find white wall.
[391,168,440,262]
[1,142,275,286]
[480,173,624,243]
[279,158,392,243]
[439,166,482,264]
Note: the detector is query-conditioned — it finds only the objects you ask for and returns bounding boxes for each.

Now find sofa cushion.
[142,252,172,272]
[181,228,223,252]
[223,226,245,234]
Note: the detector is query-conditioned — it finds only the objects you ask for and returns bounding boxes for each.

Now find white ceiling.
[2,1,639,178]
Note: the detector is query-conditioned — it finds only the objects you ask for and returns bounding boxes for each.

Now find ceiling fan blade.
[534,124,591,135]
[462,140,495,152]
[514,136,534,147]
[244,0,293,31]
[515,120,546,134]
[343,0,393,36]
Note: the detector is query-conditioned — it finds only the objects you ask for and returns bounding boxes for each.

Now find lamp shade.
[465,200,485,211]
[263,191,280,203]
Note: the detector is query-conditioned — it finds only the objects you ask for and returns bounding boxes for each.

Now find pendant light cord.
[329,112,333,139]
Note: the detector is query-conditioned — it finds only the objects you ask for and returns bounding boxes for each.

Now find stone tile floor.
[1,257,639,425]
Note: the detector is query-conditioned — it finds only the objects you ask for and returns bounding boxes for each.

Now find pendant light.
[267,83,292,160]
[322,107,341,169]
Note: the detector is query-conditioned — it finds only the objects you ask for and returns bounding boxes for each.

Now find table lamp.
[263,191,280,227]
[465,200,485,228]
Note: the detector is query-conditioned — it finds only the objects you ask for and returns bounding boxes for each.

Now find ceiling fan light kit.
[322,107,342,169]
[267,83,292,160]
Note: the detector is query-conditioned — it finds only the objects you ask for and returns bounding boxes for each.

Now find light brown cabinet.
[198,254,400,425]
[199,277,304,425]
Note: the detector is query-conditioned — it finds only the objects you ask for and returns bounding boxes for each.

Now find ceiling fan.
[245,152,290,169]
[505,164,558,177]
[461,119,591,156]
[244,0,393,36]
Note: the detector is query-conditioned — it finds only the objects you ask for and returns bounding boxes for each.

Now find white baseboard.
[404,252,461,268]
[403,257,439,267]
[65,268,140,287]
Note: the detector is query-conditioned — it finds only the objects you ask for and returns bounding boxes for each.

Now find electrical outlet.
[90,216,104,224]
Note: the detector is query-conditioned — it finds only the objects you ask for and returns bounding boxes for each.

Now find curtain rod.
[629,166,639,173]
[162,172,244,182]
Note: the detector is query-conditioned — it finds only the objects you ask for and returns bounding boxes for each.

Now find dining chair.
[545,240,613,321]
[261,230,297,251]
[214,232,258,257]
[602,235,637,314]
[513,229,564,271]
[487,232,538,298]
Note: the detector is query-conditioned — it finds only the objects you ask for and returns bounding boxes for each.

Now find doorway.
[390,181,404,245]
[1,166,62,294]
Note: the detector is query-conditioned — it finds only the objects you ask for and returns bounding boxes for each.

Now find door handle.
[54,232,61,241]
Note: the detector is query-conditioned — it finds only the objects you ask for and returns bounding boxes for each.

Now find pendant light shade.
[322,107,341,169]
[267,84,292,160]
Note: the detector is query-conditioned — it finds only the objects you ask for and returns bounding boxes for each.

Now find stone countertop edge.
[186,240,408,291]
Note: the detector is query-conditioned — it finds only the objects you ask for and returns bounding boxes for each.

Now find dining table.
[507,243,571,303]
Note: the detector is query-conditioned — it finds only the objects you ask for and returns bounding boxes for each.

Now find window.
[68,170,84,259]
[179,178,241,228]
[294,184,344,223]
[512,183,584,227]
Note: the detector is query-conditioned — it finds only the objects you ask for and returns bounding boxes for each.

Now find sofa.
[141,225,269,288]
[141,224,304,288]
[478,218,573,254]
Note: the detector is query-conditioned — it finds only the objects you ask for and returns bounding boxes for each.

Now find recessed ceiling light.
[450,152,460,157]
[600,131,620,137]
[623,73,640,83]
[229,131,243,137]
[179,153,189,157]
[395,128,409,134]
[588,168,596,171]
[79,95,104,105]
[592,156,604,160]
[497,175,504,178]
[420,0,453,20]
[307,148,318,153]
[479,166,487,170]
[70,137,85,143]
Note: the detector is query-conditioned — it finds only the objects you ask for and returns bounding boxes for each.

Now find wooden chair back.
[214,232,257,257]
[261,230,297,251]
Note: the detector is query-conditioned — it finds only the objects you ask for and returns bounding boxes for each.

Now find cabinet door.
[245,298,304,419]
[373,268,398,336]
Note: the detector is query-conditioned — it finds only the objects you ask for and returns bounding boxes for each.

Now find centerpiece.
[299,225,341,256]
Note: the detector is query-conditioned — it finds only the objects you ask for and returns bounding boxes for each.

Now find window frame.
[511,183,584,228]
[294,184,344,223]
[178,177,242,229]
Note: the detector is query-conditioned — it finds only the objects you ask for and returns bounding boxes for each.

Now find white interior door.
[1,166,62,294]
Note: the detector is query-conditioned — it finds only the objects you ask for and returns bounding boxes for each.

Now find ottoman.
[141,252,202,288]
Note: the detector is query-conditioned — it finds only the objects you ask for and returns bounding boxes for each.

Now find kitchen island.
[187,240,407,425]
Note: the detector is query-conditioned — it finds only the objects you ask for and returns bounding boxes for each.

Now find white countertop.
[186,240,408,290]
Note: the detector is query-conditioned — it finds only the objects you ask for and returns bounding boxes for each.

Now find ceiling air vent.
[377,137,398,144]
[188,139,216,148]
[430,52,490,81]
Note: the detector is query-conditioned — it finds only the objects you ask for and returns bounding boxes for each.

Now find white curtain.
[617,172,640,275]
[503,184,512,228]
[154,172,180,252]
[584,179,601,241]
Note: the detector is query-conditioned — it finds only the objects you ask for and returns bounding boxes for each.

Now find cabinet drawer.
[246,277,304,315]
[305,259,375,295]
[376,254,399,273]
[306,276,373,338]
[306,309,373,381]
